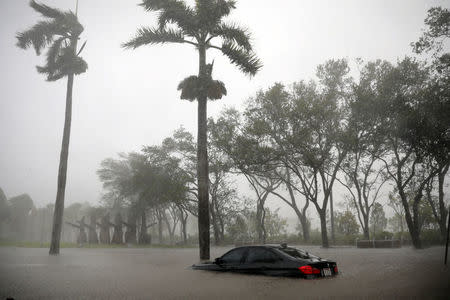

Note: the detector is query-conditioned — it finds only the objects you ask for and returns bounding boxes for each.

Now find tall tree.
[375,58,439,248]
[16,0,88,255]
[412,7,450,242]
[123,0,261,260]
[162,126,238,245]
[210,108,282,244]
[337,60,390,239]
[412,6,450,70]
[370,203,387,238]
[387,192,406,240]
[236,84,312,242]
[285,60,350,247]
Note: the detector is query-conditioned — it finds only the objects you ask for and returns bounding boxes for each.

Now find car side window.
[221,247,247,264]
[246,248,280,263]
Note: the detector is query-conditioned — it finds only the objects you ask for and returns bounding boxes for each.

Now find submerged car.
[192,244,338,278]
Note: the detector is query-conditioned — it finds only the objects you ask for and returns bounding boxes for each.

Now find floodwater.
[0,245,449,299]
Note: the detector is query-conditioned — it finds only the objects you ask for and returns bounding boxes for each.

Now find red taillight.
[334,266,338,274]
[298,265,321,275]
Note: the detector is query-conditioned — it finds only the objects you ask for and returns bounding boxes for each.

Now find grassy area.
[0,240,198,249]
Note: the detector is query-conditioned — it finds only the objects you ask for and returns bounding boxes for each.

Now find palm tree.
[16,0,88,255]
[123,0,261,260]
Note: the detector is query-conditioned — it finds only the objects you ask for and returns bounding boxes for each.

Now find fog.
[1,0,445,211]
[1,1,450,298]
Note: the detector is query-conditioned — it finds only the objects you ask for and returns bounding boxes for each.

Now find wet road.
[0,245,449,299]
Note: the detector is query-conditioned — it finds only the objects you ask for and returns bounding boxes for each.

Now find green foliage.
[420,229,442,246]
[16,0,87,81]
[370,203,387,236]
[335,210,360,236]
[8,194,35,215]
[7,194,35,240]
[413,7,450,55]
[0,188,10,222]
[226,214,249,242]
[263,208,288,239]
[97,139,195,220]
[226,207,288,243]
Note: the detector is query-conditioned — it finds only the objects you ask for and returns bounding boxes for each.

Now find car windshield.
[279,247,319,260]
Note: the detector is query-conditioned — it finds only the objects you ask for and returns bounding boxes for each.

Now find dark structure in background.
[97,213,112,244]
[123,211,137,244]
[66,217,88,245]
[111,213,124,244]
[87,214,99,244]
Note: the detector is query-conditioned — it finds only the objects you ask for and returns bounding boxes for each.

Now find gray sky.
[1,0,448,221]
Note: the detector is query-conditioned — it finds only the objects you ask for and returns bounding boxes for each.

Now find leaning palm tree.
[16,0,88,255]
[123,0,261,260]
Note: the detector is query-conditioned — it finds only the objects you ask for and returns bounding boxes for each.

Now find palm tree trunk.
[49,72,74,255]
[197,44,210,260]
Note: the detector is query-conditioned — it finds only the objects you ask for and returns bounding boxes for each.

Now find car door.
[241,247,282,274]
[219,247,248,272]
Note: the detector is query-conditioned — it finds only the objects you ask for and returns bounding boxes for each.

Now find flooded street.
[1,246,449,299]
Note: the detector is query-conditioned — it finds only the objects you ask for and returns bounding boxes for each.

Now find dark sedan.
[192,244,338,278]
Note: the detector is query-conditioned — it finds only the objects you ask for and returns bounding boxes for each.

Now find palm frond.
[157,7,197,34]
[177,75,200,101]
[140,0,175,11]
[30,0,65,19]
[177,75,227,101]
[45,36,65,69]
[37,47,88,81]
[122,27,185,49]
[214,22,251,51]
[196,0,236,29]
[140,1,198,34]
[17,1,87,81]
[16,20,63,54]
[207,80,227,100]
[62,13,84,37]
[221,42,262,76]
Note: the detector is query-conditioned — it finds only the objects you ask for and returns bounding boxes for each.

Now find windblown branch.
[221,42,262,76]
[122,27,187,49]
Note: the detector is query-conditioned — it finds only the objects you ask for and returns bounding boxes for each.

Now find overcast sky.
[1,0,448,222]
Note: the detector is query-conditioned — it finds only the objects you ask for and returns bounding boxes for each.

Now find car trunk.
[309,261,338,276]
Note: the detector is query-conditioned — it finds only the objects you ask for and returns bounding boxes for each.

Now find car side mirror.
[214,257,223,265]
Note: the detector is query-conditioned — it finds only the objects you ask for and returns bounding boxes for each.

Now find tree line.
[98,47,449,248]
[15,0,448,257]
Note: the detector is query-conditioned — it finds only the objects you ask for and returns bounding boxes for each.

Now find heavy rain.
[0,0,449,299]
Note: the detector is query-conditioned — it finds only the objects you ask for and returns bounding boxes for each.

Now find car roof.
[233,244,293,250]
